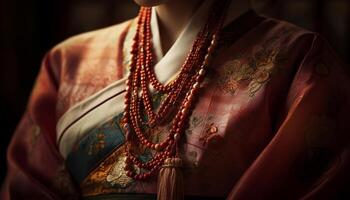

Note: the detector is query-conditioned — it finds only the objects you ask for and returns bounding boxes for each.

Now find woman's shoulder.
[259,15,339,61]
[43,19,136,114]
[223,10,324,60]
[49,18,134,58]
[236,12,333,65]
[256,13,322,48]
[43,18,135,81]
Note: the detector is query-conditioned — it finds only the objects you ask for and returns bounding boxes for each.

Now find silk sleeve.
[227,35,350,200]
[1,51,79,200]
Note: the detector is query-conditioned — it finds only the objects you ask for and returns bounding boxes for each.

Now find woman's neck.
[155,0,204,54]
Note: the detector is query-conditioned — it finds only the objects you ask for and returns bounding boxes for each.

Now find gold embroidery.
[199,123,219,146]
[185,113,207,135]
[106,154,134,188]
[81,145,135,196]
[218,49,280,96]
[88,132,106,155]
[198,122,224,150]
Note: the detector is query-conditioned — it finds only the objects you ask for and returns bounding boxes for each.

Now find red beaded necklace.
[122,0,230,181]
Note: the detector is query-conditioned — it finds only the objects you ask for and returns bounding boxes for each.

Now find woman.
[2,0,350,199]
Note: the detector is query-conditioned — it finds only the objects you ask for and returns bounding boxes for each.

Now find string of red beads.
[122,0,230,181]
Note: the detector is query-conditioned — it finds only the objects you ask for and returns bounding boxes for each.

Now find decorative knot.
[162,157,183,168]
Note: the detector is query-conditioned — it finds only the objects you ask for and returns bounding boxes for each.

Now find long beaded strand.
[122,0,230,181]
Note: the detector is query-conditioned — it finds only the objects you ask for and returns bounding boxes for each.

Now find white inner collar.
[150,0,215,84]
[150,0,250,84]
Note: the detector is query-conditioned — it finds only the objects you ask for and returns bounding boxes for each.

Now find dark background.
[0,0,349,184]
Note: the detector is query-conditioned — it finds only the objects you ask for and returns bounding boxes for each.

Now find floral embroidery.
[199,123,219,146]
[88,132,106,155]
[217,48,282,96]
[216,27,297,97]
[185,113,207,135]
[106,154,135,188]
[198,122,224,150]
[81,146,138,196]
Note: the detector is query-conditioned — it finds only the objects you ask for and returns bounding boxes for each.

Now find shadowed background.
[0,0,349,183]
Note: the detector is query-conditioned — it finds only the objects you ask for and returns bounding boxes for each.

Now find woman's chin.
[133,0,168,7]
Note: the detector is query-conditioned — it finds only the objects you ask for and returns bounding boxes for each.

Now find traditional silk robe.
[2,1,350,199]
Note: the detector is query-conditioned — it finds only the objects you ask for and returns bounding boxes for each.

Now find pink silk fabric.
[2,11,350,200]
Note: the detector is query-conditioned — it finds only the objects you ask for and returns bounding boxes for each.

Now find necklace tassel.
[157,157,184,200]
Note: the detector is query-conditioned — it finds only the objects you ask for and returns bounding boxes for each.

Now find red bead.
[126,171,134,177]
[155,144,162,151]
